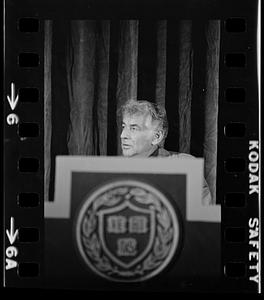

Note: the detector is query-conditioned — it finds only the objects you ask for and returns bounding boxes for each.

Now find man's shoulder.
[157,148,212,204]
[170,152,196,159]
[157,148,196,159]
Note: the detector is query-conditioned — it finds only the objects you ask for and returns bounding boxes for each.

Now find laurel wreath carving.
[81,186,174,278]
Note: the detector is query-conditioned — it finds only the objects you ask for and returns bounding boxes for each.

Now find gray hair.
[118,99,168,146]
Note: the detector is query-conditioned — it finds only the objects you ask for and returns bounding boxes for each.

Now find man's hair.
[119,99,168,146]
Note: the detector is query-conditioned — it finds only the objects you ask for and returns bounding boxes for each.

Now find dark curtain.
[44,19,220,203]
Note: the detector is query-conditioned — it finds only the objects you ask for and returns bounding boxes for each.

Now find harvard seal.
[75,180,180,282]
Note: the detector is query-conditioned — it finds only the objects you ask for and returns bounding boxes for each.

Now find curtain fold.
[155,20,167,106]
[178,20,192,154]
[116,20,139,155]
[94,21,110,156]
[44,20,52,202]
[203,20,220,203]
[67,21,96,155]
[164,20,180,152]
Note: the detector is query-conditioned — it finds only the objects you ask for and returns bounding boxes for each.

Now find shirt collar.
[149,147,159,157]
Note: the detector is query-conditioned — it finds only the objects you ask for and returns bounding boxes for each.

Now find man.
[119,99,212,205]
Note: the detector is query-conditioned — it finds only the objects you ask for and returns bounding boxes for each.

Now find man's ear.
[152,130,164,146]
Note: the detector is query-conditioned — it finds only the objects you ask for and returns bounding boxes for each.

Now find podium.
[44,156,221,291]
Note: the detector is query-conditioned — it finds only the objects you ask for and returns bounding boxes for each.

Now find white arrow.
[7,82,19,111]
[6,217,18,245]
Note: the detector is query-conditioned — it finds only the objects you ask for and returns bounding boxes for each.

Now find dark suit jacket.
[149,147,212,205]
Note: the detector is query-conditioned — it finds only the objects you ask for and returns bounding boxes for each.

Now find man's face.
[120,113,157,157]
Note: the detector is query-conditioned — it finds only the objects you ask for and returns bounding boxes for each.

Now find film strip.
[3,0,261,293]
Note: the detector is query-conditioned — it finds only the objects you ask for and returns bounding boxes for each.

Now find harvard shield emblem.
[75,180,180,282]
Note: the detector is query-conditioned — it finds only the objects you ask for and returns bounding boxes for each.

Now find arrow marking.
[6,217,18,245]
[7,82,19,111]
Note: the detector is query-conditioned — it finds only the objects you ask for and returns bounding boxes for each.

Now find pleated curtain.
[45,19,220,204]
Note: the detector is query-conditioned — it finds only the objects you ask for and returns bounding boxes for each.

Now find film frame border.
[3,0,261,293]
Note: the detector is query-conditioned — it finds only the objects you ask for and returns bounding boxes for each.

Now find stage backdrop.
[44,19,220,204]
